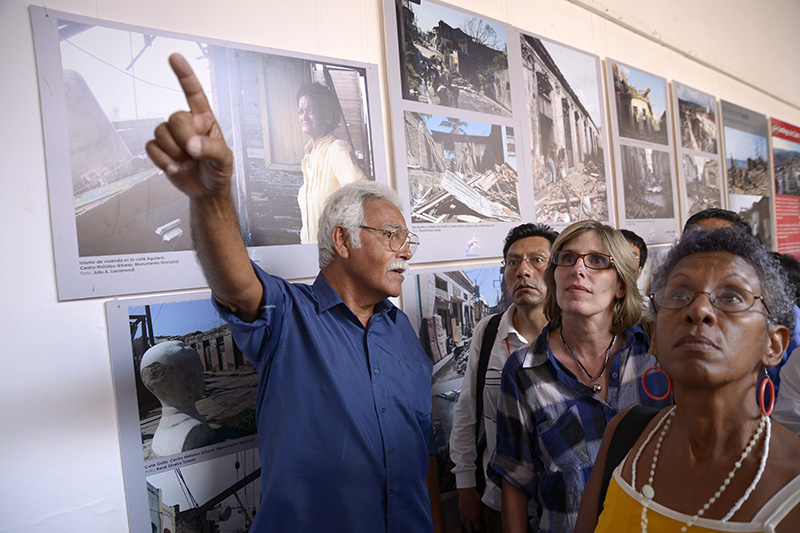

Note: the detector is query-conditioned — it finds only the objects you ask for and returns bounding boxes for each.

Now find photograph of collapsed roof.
[675,82,718,154]
[611,62,669,146]
[520,34,610,224]
[397,0,512,116]
[404,111,520,223]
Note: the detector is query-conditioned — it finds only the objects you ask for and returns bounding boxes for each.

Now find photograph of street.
[521,34,609,223]
[404,265,505,496]
[773,135,800,196]
[404,111,520,223]
[397,0,511,116]
[620,145,675,219]
[681,154,721,217]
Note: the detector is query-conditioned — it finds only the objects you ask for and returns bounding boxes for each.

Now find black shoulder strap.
[472,312,503,495]
[474,312,503,435]
[597,405,659,518]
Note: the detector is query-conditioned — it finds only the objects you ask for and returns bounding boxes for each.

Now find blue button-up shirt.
[215,265,433,532]
[489,324,671,533]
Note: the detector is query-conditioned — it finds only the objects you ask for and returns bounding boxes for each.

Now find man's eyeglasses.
[360,225,419,255]
[502,255,549,270]
[551,251,615,270]
[649,286,769,314]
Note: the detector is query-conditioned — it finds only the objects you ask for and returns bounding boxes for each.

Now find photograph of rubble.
[520,33,610,224]
[404,111,521,224]
[670,82,724,222]
[395,0,512,116]
[609,61,669,146]
[401,263,504,497]
[681,155,722,217]
[722,115,770,196]
[32,8,384,299]
[729,194,772,247]
[620,145,675,220]
[772,119,800,197]
[107,292,260,533]
[674,82,718,154]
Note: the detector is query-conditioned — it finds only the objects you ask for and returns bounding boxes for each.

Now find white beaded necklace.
[631,406,771,532]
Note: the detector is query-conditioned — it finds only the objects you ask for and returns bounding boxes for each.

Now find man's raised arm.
[146,54,262,322]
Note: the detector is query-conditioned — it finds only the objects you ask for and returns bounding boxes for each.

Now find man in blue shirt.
[146,54,438,532]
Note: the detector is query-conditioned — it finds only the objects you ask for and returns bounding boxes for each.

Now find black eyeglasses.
[649,287,769,314]
[502,255,549,270]
[551,251,615,270]
[360,225,419,255]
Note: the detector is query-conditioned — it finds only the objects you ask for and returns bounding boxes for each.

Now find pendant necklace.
[559,328,616,393]
[632,406,770,532]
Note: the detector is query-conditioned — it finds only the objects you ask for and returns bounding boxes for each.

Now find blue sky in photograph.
[465,266,502,307]
[724,127,767,160]
[539,38,602,125]
[774,136,800,154]
[128,298,223,338]
[410,0,507,52]
[423,113,494,136]
[674,82,714,110]
[615,64,667,118]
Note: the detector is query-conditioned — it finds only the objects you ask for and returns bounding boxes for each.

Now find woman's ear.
[763,324,790,367]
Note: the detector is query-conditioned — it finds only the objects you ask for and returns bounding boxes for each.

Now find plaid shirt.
[489,323,671,533]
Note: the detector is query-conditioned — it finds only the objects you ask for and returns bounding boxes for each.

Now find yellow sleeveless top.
[594,465,800,532]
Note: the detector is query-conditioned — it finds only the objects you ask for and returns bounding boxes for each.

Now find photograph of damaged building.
[675,82,718,154]
[723,126,769,196]
[520,34,609,223]
[682,155,721,217]
[620,145,675,219]
[397,0,512,116]
[773,136,800,196]
[611,62,669,146]
[404,111,521,223]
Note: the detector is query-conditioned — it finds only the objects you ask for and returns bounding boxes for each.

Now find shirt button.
[374,368,380,374]
[389,448,394,454]
[382,408,386,413]
[611,372,618,379]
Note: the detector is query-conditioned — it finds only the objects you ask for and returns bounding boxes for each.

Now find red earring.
[759,368,775,417]
[642,363,672,401]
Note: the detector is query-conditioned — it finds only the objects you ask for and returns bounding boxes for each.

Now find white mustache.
[388,260,409,274]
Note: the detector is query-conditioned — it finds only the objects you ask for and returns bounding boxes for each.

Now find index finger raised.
[169,53,212,116]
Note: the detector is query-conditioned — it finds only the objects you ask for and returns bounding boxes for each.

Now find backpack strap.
[597,405,659,518]
[473,311,503,494]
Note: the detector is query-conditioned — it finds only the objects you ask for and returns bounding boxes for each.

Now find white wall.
[1,0,798,531]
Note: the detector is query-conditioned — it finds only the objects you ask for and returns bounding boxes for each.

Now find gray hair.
[317,181,404,269]
[651,227,795,333]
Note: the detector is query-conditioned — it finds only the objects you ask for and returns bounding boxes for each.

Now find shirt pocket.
[536,404,592,472]
[397,359,432,418]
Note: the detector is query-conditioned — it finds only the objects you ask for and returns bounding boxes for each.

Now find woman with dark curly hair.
[575,227,800,532]
[296,82,366,244]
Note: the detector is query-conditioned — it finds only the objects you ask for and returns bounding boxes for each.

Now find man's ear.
[331,225,351,259]
[763,324,790,367]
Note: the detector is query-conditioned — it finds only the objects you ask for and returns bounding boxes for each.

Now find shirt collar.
[312,272,398,322]
[522,322,647,368]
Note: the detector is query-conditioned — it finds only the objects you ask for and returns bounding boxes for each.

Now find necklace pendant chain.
[559,328,616,393]
[634,407,771,533]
